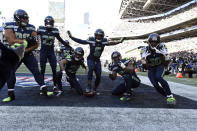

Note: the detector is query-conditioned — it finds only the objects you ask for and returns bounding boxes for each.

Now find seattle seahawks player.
[0,41,28,90]
[108,51,141,101]
[56,47,87,96]
[37,16,72,93]
[140,33,176,107]
[3,9,53,102]
[67,29,124,96]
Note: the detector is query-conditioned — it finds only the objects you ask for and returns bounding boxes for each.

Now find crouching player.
[56,47,87,96]
[108,51,141,101]
[141,33,176,107]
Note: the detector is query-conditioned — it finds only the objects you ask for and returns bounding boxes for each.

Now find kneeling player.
[108,51,141,101]
[56,47,86,96]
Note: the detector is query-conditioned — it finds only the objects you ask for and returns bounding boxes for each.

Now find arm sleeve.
[56,34,70,48]
[70,36,93,45]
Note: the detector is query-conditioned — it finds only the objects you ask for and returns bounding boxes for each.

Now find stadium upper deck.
[120,0,193,19]
[102,0,197,61]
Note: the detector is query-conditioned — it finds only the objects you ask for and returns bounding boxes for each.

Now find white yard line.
[139,75,197,101]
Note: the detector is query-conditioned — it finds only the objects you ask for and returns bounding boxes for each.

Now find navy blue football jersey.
[4,22,35,44]
[109,58,140,81]
[37,26,59,48]
[64,55,84,76]
[70,36,108,61]
[141,44,167,68]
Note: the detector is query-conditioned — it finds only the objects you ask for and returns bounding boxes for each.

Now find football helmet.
[94,29,104,42]
[74,47,84,61]
[148,33,160,49]
[111,51,122,63]
[14,9,29,27]
[44,16,54,29]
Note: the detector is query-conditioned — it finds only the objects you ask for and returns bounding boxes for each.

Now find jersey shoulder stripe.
[4,22,17,29]
[26,24,36,31]
[52,28,59,34]
[37,26,46,32]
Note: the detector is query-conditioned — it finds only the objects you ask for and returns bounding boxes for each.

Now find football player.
[0,41,27,90]
[108,51,141,101]
[37,16,72,93]
[67,29,124,96]
[3,9,53,102]
[140,33,176,107]
[56,47,87,96]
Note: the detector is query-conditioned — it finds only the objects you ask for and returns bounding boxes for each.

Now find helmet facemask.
[95,33,104,42]
[74,52,83,61]
[94,29,104,43]
[149,41,159,50]
[44,16,54,30]
[45,20,54,29]
[20,16,29,27]
[74,47,84,61]
[148,33,160,50]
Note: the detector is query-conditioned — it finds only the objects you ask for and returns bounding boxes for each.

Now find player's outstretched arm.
[55,33,72,49]
[67,30,90,45]
[106,37,125,46]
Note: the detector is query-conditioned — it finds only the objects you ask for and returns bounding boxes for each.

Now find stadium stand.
[104,0,197,60]
[97,0,197,77]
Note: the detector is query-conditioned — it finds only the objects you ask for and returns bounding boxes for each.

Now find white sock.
[167,94,173,98]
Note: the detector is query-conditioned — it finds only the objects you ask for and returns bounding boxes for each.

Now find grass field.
[16,64,197,87]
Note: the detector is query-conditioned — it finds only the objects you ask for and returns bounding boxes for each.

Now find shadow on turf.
[0,75,197,109]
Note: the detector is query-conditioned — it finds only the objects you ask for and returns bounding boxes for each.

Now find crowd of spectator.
[135,49,197,78]
[169,50,197,77]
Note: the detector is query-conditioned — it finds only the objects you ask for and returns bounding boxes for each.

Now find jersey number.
[94,47,102,57]
[149,57,162,67]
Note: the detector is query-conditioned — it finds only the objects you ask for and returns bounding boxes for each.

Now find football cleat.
[2,96,15,102]
[120,93,131,101]
[40,85,53,96]
[167,97,176,107]
[85,85,92,93]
